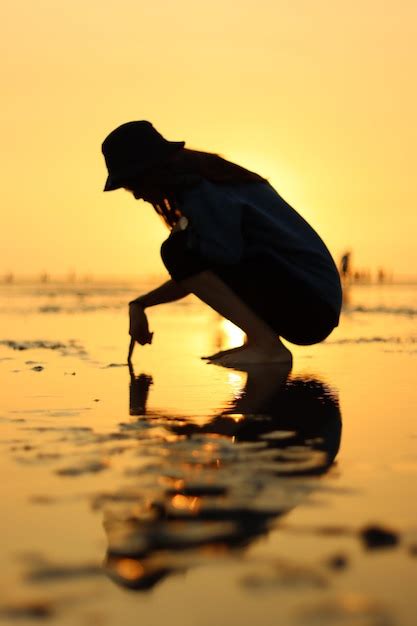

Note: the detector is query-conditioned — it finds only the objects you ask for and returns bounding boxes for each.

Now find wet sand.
[0,281,416,625]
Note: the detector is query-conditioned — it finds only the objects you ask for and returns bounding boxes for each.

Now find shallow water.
[0,280,416,625]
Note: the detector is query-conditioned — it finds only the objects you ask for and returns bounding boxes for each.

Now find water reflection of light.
[227,371,246,396]
[228,413,245,422]
[171,494,200,511]
[221,319,245,349]
[115,558,144,580]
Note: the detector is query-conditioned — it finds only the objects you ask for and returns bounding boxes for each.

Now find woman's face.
[124,184,164,203]
[123,165,173,203]
[123,151,191,203]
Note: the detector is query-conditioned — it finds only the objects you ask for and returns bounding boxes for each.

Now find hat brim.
[104,175,123,192]
[103,141,185,192]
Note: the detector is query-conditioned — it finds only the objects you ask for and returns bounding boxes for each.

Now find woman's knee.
[160,236,177,273]
[160,232,209,281]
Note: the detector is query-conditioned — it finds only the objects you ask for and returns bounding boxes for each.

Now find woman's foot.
[204,342,293,367]
[202,344,248,361]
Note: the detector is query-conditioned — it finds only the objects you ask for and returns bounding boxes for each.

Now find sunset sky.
[2,0,416,280]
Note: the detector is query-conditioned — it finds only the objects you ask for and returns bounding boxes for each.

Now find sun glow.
[220,319,245,350]
[2,1,417,279]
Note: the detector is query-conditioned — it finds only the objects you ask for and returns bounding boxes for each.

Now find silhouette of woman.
[101,121,342,366]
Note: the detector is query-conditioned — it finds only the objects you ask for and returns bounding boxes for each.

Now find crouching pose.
[101,121,342,366]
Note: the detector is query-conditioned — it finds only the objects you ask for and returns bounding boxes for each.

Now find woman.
[102,121,342,366]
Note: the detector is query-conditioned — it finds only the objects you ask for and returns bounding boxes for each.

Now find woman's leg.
[178,270,292,366]
[160,233,292,365]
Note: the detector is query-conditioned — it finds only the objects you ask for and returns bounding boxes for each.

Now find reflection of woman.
[102,121,342,366]
[103,367,342,591]
[170,372,342,476]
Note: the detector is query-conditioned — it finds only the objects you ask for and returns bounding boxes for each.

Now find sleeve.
[177,180,244,264]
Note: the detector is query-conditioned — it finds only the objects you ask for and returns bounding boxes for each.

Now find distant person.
[377,268,386,283]
[101,121,342,366]
[339,251,351,281]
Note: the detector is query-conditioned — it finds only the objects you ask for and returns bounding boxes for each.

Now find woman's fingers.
[137,333,152,345]
[129,328,153,345]
[127,337,135,361]
[129,303,153,345]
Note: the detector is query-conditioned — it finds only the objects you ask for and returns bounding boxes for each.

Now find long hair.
[143,148,268,229]
[169,148,268,185]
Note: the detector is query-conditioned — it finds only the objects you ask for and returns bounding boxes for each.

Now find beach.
[0,279,416,626]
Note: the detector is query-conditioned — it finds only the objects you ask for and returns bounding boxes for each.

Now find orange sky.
[1,0,416,280]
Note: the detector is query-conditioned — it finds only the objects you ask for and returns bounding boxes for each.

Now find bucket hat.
[102,121,185,192]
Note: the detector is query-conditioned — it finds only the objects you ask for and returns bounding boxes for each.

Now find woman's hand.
[129,302,153,345]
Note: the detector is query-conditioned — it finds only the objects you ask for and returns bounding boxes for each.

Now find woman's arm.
[129,279,190,309]
[128,279,190,348]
